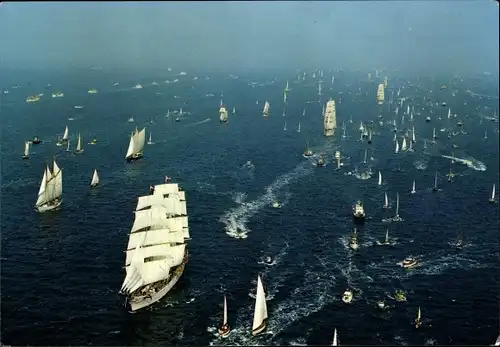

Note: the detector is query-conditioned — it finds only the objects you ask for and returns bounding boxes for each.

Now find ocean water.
[1,68,499,346]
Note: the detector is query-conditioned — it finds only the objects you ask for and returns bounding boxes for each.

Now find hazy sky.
[0,1,498,73]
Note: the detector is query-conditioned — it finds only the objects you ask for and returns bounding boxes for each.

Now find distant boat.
[432,171,439,192]
[133,84,143,89]
[218,295,231,337]
[263,101,270,117]
[349,228,359,250]
[352,200,365,221]
[128,117,134,123]
[125,127,146,162]
[489,184,496,203]
[147,133,155,145]
[88,88,98,94]
[22,141,30,160]
[32,136,41,145]
[411,180,416,194]
[251,275,268,336]
[52,92,64,98]
[297,122,301,133]
[324,100,336,136]
[401,137,407,151]
[395,140,399,153]
[219,104,228,123]
[75,133,84,154]
[415,307,422,328]
[378,171,382,186]
[383,192,389,209]
[331,328,338,346]
[66,140,71,152]
[35,158,63,213]
[376,83,385,105]
[284,121,287,131]
[90,169,99,187]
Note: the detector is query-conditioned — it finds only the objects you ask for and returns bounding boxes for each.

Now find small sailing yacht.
[66,140,71,152]
[383,192,389,209]
[297,122,301,133]
[331,328,338,346]
[147,132,154,145]
[392,192,403,222]
[218,295,231,337]
[284,121,287,131]
[432,171,439,192]
[251,275,268,336]
[90,169,99,187]
[415,307,422,328]
[383,229,391,245]
[22,141,30,160]
[75,133,84,154]
[489,184,496,203]
[367,131,373,144]
[395,140,399,153]
[378,171,382,186]
[411,180,416,194]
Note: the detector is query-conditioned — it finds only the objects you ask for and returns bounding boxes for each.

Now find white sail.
[125,128,146,159]
[412,180,416,193]
[378,171,382,185]
[363,149,367,164]
[417,307,421,321]
[263,101,270,116]
[401,137,407,151]
[148,133,152,143]
[24,141,30,156]
[52,159,62,200]
[395,140,399,153]
[384,192,388,208]
[297,122,301,133]
[412,126,416,142]
[125,131,136,158]
[66,140,70,152]
[406,105,410,115]
[252,275,268,335]
[284,121,287,131]
[395,192,400,216]
[63,126,69,140]
[492,184,496,200]
[120,182,189,296]
[323,99,337,136]
[35,168,48,206]
[376,83,385,105]
[91,169,99,186]
[332,328,338,346]
[76,133,82,152]
[223,295,228,325]
[219,105,228,122]
[448,108,451,119]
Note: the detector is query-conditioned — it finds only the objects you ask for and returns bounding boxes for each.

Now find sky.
[0,1,498,73]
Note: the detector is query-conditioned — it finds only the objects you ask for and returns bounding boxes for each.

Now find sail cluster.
[377,83,385,105]
[125,128,146,159]
[219,105,228,122]
[120,183,189,295]
[36,159,63,207]
[323,99,337,136]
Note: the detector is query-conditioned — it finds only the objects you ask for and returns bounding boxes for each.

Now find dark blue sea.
[1,68,499,346]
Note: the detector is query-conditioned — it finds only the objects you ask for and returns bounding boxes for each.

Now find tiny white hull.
[349,243,359,250]
[128,266,184,312]
[342,294,353,304]
[36,199,62,213]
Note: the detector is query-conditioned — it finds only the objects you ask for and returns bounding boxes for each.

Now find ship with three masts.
[119,182,190,311]
[125,127,146,162]
[35,158,63,212]
[376,83,385,105]
[323,99,337,137]
[219,104,228,123]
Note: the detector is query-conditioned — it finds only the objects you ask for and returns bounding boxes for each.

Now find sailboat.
[363,149,367,164]
[297,122,301,133]
[378,171,382,186]
[283,121,287,131]
[232,107,236,115]
[62,126,69,142]
[302,108,306,116]
[75,133,84,154]
[219,104,228,123]
[263,101,270,117]
[147,133,155,145]
[415,307,422,328]
[376,83,385,105]
[119,181,190,311]
[489,184,496,203]
[218,295,231,337]
[411,180,416,194]
[331,328,338,346]
[323,99,336,136]
[125,127,146,162]
[35,158,63,212]
[90,169,100,187]
[411,126,416,142]
[383,192,389,209]
[401,137,407,151]
[395,140,399,153]
[392,192,403,222]
[251,275,268,336]
[284,80,289,92]
[432,128,437,142]
[282,110,286,117]
[367,131,372,144]
[283,91,287,104]
[22,141,30,159]
[432,171,439,192]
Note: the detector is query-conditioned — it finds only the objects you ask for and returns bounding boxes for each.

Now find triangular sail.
[223,295,228,325]
[384,192,388,207]
[63,126,69,140]
[332,328,338,346]
[395,192,400,216]
[76,133,82,151]
[378,171,382,185]
[35,168,48,206]
[24,141,30,156]
[252,275,268,335]
[125,132,135,158]
[91,169,99,186]
[492,184,496,200]
[52,159,62,199]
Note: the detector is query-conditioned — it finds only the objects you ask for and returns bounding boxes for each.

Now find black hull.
[22,156,29,160]
[126,155,143,163]
[32,141,41,145]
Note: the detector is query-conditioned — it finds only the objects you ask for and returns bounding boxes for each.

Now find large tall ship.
[219,104,228,123]
[119,182,190,311]
[323,99,337,136]
[35,158,63,212]
[125,127,146,162]
[263,101,270,117]
[376,83,385,105]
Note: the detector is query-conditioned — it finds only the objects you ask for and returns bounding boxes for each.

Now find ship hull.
[353,214,365,223]
[126,153,143,163]
[36,199,62,213]
[324,129,334,137]
[128,263,185,312]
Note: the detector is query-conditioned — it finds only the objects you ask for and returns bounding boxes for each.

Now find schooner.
[119,182,190,311]
[376,83,385,105]
[35,158,63,212]
[323,99,337,137]
[125,127,146,162]
[263,101,270,117]
[219,104,228,123]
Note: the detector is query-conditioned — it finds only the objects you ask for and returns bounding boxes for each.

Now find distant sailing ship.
[263,101,270,117]
[125,127,146,162]
[323,99,337,137]
[35,158,63,212]
[90,169,99,187]
[251,275,268,336]
[22,141,30,160]
[376,83,385,105]
[219,104,228,123]
[119,182,190,311]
